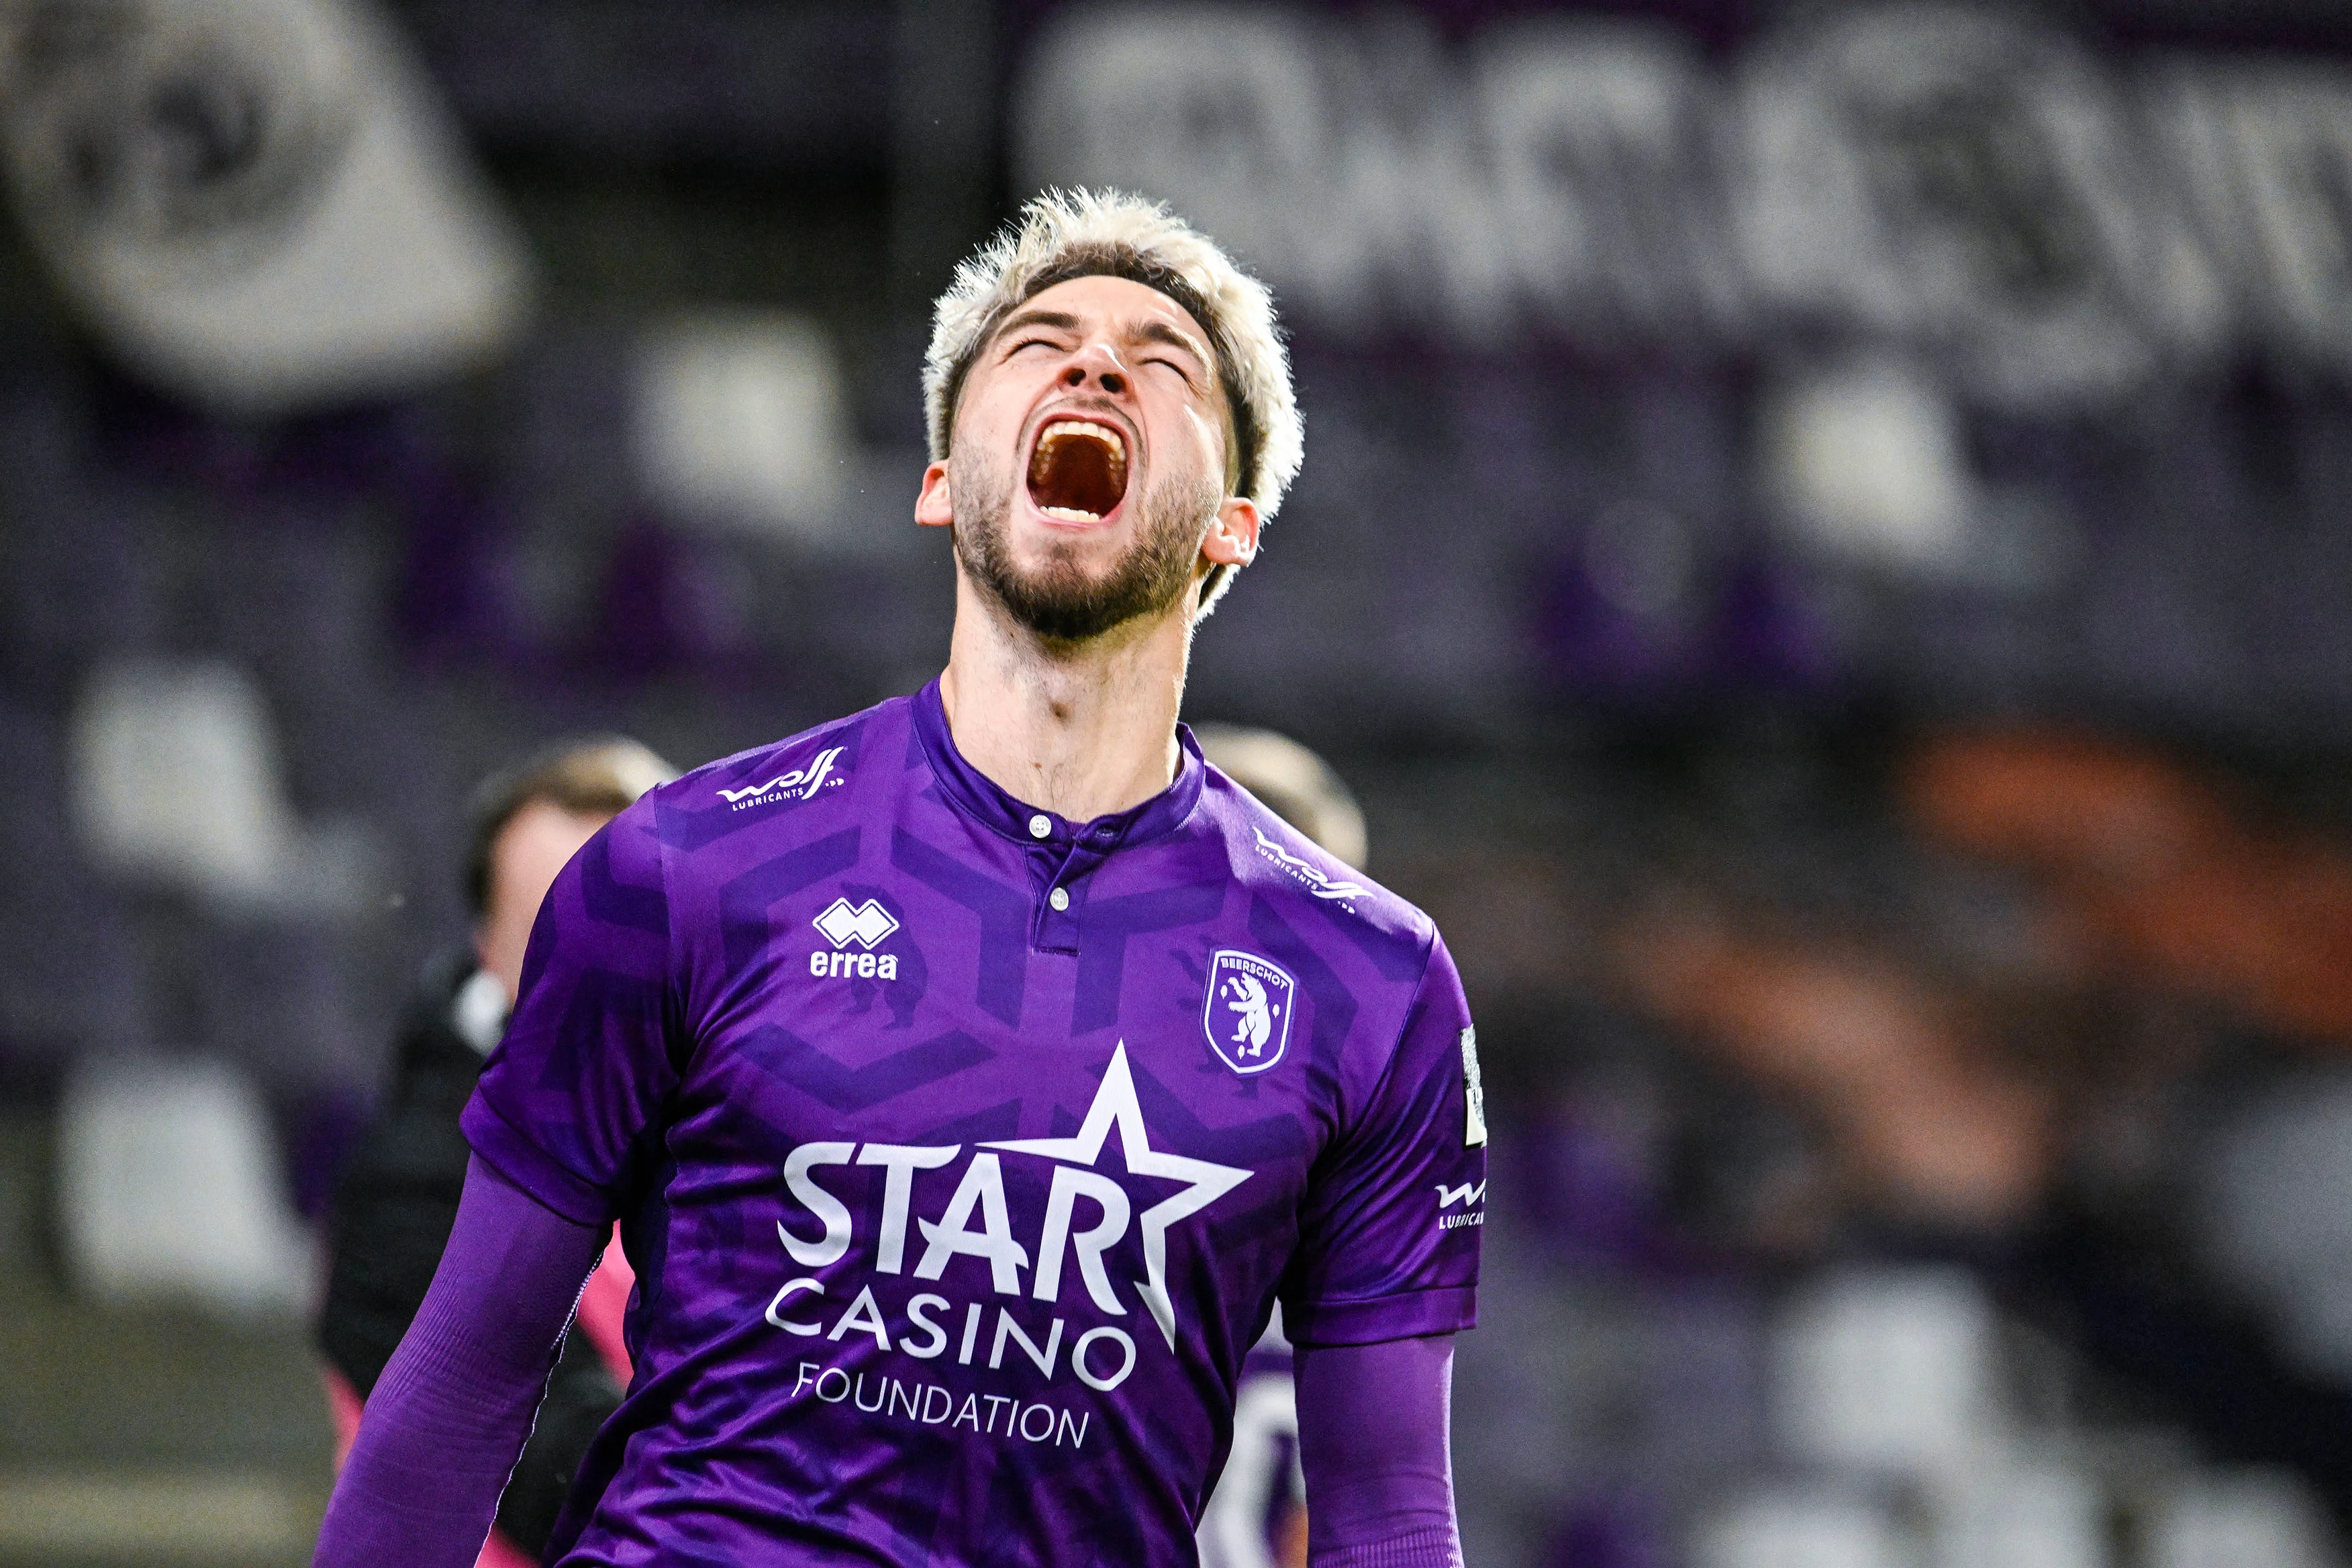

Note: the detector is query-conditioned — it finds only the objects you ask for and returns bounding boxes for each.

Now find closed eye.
[1145,357,1195,386]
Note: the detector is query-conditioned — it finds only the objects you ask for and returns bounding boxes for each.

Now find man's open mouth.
[1026,419,1129,523]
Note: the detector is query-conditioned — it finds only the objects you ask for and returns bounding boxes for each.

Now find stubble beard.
[950,448,1218,645]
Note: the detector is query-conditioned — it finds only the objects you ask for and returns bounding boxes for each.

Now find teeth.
[1040,505,1101,523]
[1041,420,1124,460]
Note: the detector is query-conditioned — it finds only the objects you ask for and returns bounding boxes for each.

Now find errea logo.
[810,897,901,981]
[816,898,897,948]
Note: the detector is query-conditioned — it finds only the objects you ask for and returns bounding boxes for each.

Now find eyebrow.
[991,307,1210,371]
[1133,319,1210,369]
[995,309,1081,344]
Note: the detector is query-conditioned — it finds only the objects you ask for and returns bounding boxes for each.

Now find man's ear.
[1201,495,1261,569]
[916,462,954,529]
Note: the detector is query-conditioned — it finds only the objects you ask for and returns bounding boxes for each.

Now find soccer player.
[314,190,1487,1568]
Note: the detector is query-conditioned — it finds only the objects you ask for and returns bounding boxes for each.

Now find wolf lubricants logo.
[718,745,844,811]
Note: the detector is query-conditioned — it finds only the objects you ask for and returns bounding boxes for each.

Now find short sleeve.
[1282,934,1485,1347]
[462,800,683,1226]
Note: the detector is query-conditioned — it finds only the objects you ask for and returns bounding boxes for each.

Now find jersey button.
[1048,887,1071,912]
[1028,814,1052,839]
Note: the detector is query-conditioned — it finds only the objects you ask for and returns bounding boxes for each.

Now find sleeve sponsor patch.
[1460,1026,1486,1148]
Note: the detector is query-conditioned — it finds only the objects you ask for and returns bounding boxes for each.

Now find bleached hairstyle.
[923,189,1302,615]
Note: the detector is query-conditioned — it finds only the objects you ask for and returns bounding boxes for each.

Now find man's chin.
[950,468,1207,645]
[963,550,1187,644]
[993,578,1168,644]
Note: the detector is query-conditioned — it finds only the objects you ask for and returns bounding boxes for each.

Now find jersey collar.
[914,677,1206,850]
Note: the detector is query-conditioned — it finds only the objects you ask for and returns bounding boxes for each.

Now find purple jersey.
[462,682,1485,1567]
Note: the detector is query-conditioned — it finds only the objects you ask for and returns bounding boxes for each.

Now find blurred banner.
[1003,0,2352,748]
[1018,1,2349,400]
[0,0,531,415]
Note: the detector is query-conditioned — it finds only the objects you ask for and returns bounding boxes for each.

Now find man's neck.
[937,569,1193,822]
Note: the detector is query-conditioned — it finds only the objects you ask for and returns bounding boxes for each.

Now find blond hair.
[923,189,1302,614]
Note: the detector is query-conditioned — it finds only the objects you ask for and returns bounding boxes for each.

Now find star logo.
[984,1042,1251,1349]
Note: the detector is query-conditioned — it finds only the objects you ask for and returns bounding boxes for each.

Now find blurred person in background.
[1189,724,1371,1568]
[315,190,1484,1568]
[317,737,675,1561]
[1190,726,1369,875]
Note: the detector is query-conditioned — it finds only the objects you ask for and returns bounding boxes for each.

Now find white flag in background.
[0,0,531,413]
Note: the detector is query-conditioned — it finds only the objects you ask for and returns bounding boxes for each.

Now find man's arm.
[313,1156,606,1568]
[314,1008,627,1556]
[1295,1335,1462,1568]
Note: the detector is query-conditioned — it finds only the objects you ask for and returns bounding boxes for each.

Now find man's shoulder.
[626,695,918,857]
[685,697,912,808]
[1193,770,1436,987]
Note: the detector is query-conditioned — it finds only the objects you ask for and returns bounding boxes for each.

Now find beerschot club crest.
[1201,950,1295,1075]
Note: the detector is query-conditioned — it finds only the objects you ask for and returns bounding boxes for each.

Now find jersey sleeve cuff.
[460,1092,614,1227]
[1281,1285,1477,1348]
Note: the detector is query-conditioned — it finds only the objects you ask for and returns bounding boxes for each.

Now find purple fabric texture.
[1297,1336,1462,1568]
[456,681,1485,1565]
[313,1155,607,1568]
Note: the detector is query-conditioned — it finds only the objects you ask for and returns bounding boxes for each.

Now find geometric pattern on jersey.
[464,681,1483,1567]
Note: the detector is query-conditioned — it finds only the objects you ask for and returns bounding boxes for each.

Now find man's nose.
[1059,346,1128,397]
